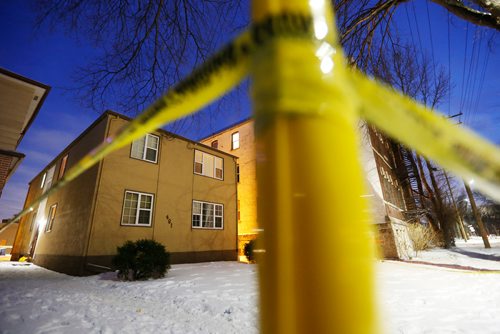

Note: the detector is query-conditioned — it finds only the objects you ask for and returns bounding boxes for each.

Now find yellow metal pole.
[252,1,377,333]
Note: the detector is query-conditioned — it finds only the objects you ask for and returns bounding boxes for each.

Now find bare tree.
[34,0,246,118]
[370,41,465,247]
[33,0,499,120]
[335,0,500,70]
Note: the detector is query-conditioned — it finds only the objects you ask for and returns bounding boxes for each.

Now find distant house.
[0,68,50,199]
[201,119,415,259]
[11,111,238,275]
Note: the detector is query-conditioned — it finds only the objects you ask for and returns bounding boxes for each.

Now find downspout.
[82,114,115,273]
[10,183,33,260]
[151,134,162,241]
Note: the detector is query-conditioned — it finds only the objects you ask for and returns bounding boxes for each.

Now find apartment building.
[202,119,415,259]
[200,119,256,258]
[12,111,238,275]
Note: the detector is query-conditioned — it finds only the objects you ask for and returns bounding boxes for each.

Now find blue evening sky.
[0,1,498,218]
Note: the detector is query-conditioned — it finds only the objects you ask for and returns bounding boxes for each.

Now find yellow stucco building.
[12,111,238,275]
[202,119,415,260]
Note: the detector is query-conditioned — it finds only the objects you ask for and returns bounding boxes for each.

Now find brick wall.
[0,153,14,194]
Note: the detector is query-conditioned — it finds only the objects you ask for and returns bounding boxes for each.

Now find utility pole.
[464,182,490,248]
[444,171,468,241]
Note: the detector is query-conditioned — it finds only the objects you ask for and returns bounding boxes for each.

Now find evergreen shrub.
[112,239,170,281]
[244,239,256,263]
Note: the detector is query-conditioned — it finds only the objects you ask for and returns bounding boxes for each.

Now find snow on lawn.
[0,262,259,334]
[408,236,500,270]
[1,238,499,334]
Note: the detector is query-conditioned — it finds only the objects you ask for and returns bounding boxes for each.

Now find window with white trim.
[131,134,159,163]
[29,210,37,232]
[45,204,57,232]
[192,200,223,229]
[121,191,154,226]
[40,172,47,189]
[58,154,68,179]
[194,150,223,180]
[231,132,240,150]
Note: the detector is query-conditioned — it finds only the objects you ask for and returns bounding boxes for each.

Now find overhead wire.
[425,1,437,90]
[458,22,470,122]
[447,11,451,117]
[462,26,480,125]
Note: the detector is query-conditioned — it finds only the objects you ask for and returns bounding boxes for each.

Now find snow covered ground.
[379,238,500,333]
[1,237,499,334]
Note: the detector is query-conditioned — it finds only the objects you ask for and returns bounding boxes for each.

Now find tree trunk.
[464,183,491,248]
[416,155,440,230]
[425,159,455,248]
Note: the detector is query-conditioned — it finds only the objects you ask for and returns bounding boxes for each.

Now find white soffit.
[0,69,49,151]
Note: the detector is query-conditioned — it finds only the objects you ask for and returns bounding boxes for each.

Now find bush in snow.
[407,223,442,254]
[112,239,170,281]
[244,240,256,263]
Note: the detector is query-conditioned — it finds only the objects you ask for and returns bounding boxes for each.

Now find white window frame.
[231,132,240,150]
[130,134,159,163]
[45,204,57,232]
[194,150,223,180]
[192,200,224,230]
[121,191,154,227]
[58,154,68,179]
[29,210,37,232]
[40,172,47,189]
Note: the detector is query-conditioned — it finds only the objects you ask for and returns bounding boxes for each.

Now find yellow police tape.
[10,1,500,334]
[10,29,253,223]
[351,69,500,202]
[11,3,499,226]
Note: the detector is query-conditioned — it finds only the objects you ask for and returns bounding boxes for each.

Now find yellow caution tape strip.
[11,12,500,224]
[10,29,253,223]
[350,68,500,201]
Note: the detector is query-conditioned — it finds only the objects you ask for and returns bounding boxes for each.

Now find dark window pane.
[192,215,201,227]
[145,148,157,162]
[194,162,203,174]
[138,210,150,225]
[215,168,223,179]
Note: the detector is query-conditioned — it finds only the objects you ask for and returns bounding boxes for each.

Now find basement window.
[121,191,154,226]
[131,134,159,163]
[192,200,223,229]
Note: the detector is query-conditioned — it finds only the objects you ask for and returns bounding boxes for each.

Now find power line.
[458,22,469,122]
[464,27,480,123]
[447,11,451,116]
[425,1,437,89]
[466,28,483,124]
[471,36,490,126]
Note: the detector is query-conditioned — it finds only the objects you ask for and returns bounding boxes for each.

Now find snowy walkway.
[1,237,499,333]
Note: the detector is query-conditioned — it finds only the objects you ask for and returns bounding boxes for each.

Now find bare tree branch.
[430,0,500,30]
